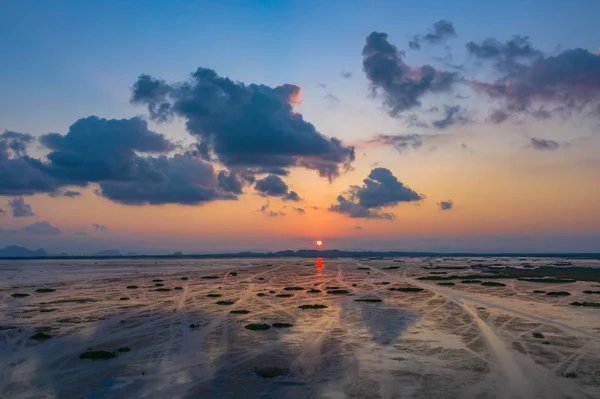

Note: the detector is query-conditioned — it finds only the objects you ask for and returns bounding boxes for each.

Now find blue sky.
[1,1,599,254]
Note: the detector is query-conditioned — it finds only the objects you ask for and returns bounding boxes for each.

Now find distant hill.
[125,252,139,256]
[0,246,47,258]
[94,250,122,257]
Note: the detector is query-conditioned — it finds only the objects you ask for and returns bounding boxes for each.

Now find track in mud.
[1,257,600,398]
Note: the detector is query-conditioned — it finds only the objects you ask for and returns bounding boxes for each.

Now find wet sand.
[1,257,600,398]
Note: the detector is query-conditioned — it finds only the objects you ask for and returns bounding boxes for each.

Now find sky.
[1,0,599,254]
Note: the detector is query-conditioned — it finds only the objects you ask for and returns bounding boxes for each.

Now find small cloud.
[432,105,470,129]
[254,175,289,197]
[8,197,35,217]
[258,201,286,217]
[62,190,81,198]
[409,20,457,50]
[283,191,301,202]
[318,83,341,104]
[293,207,305,215]
[23,221,62,235]
[92,223,107,231]
[527,138,565,151]
[340,70,352,79]
[437,200,454,210]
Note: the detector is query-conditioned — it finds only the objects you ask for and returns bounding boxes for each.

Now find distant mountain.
[172,251,183,256]
[94,250,122,257]
[125,252,139,256]
[0,246,47,258]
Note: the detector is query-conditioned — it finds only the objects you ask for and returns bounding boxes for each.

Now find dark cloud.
[92,223,107,231]
[258,201,285,217]
[23,221,61,235]
[368,134,425,152]
[8,197,34,217]
[528,138,564,151]
[363,32,459,117]
[329,168,423,219]
[409,20,457,50]
[217,170,245,194]
[131,68,355,180]
[404,114,430,128]
[293,207,305,215]
[254,167,289,176]
[432,105,469,129]
[254,174,289,197]
[438,200,454,210]
[62,190,81,198]
[472,47,600,122]
[466,35,542,77]
[283,191,301,202]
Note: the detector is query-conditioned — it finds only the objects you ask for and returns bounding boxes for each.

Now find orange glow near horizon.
[316,240,323,247]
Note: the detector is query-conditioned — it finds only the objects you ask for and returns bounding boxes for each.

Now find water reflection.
[316,257,323,278]
[359,305,417,345]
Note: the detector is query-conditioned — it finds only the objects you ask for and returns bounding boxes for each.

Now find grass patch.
[154,283,164,287]
[174,286,183,290]
[532,332,545,339]
[41,299,97,304]
[181,277,189,280]
[483,266,600,283]
[461,280,481,284]
[272,322,293,328]
[216,300,235,305]
[375,282,390,285]
[245,323,271,331]
[276,294,293,298]
[299,304,328,310]
[230,309,250,314]
[258,277,265,280]
[30,332,52,340]
[429,271,448,275]
[11,293,29,298]
[256,293,266,297]
[119,297,130,301]
[126,285,139,289]
[118,347,131,352]
[307,289,322,293]
[284,286,304,291]
[518,277,575,283]
[201,276,219,279]
[354,298,382,303]
[357,267,369,270]
[546,291,571,296]
[417,276,453,281]
[571,302,600,307]
[229,272,238,276]
[388,287,424,292]
[207,293,222,298]
[423,266,469,270]
[155,288,171,292]
[325,286,340,289]
[583,290,600,295]
[79,349,117,360]
[437,282,455,286]
[256,366,288,378]
[35,288,56,293]
[327,290,350,295]
[40,308,57,313]
[382,266,400,270]
[481,282,506,287]
[152,279,163,282]
[533,290,546,294]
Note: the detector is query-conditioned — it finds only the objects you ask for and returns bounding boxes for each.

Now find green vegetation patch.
[11,293,30,298]
[117,347,131,352]
[284,286,304,291]
[181,277,189,280]
[119,297,130,301]
[216,300,235,305]
[256,293,266,297]
[174,286,183,290]
[388,287,424,292]
[245,323,271,331]
[272,322,294,328]
[152,279,163,282]
[583,290,600,295]
[571,302,600,307]
[126,285,139,289]
[382,266,400,270]
[41,298,97,304]
[546,291,571,296]
[327,290,350,295]
[258,277,265,280]
[532,332,545,339]
[325,286,340,289]
[201,276,219,279]
[461,280,481,284]
[417,276,453,281]
[155,288,171,292]
[357,267,369,270]
[207,293,222,298]
[276,294,293,298]
[40,308,57,313]
[256,366,288,378]
[230,309,250,314]
[154,283,164,287]
[354,298,382,303]
[79,349,117,360]
[35,288,56,293]
[307,289,322,293]
[437,282,455,286]
[30,332,52,340]
[481,282,506,287]
[533,290,546,294]
[299,304,328,310]
[518,277,575,283]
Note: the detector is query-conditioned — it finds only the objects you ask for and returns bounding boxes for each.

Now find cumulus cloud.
[363,32,458,117]
[432,105,469,129]
[466,35,542,76]
[23,221,61,235]
[131,68,355,180]
[92,223,107,231]
[409,20,457,50]
[8,197,34,217]
[254,174,289,197]
[527,138,564,151]
[438,200,454,210]
[258,201,285,217]
[293,207,305,215]
[283,191,301,202]
[329,168,423,219]
[368,133,426,152]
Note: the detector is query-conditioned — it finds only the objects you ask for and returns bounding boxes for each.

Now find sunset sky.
[1,0,599,254]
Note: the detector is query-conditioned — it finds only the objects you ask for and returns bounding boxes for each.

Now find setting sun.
[316,240,323,247]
